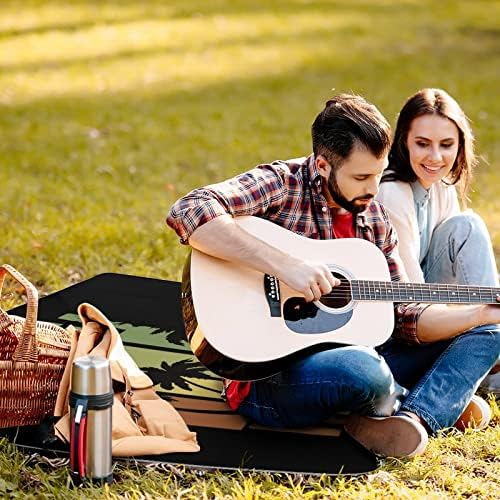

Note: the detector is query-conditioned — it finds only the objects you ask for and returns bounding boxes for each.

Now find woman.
[376,88,499,418]
[378,88,498,286]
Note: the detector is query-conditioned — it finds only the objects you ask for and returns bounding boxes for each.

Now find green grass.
[0,408,498,499]
[0,0,499,497]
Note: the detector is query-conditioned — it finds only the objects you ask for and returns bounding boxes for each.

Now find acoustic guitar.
[181,216,500,381]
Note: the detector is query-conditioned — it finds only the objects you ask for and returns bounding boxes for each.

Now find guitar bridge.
[264,275,281,317]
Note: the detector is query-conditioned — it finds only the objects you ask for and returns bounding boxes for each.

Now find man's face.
[317,143,388,214]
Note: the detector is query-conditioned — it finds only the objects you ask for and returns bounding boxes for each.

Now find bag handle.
[0,264,39,363]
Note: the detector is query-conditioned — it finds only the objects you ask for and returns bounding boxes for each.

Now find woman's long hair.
[382,88,477,204]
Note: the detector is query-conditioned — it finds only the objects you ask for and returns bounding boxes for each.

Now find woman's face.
[406,113,460,189]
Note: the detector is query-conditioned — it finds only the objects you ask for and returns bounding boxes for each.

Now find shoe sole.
[344,414,428,458]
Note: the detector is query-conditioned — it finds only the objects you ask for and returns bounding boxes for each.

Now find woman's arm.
[432,182,461,227]
[376,182,425,282]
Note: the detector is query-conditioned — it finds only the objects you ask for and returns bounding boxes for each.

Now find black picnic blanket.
[4,273,378,475]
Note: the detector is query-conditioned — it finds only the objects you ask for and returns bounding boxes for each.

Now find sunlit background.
[1,0,498,295]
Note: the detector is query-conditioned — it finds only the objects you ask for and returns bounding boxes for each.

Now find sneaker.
[454,395,491,431]
[344,414,428,458]
[479,370,500,396]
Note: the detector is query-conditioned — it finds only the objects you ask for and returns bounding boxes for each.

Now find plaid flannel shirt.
[167,154,429,344]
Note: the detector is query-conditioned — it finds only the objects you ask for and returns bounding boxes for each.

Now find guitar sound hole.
[319,272,352,309]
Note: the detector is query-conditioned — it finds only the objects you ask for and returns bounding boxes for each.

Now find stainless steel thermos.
[69,355,113,484]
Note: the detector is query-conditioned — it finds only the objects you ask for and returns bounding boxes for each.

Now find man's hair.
[311,94,391,169]
[382,88,476,204]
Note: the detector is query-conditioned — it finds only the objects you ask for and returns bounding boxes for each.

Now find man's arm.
[376,202,500,343]
[189,215,338,302]
[416,302,500,343]
[167,164,289,244]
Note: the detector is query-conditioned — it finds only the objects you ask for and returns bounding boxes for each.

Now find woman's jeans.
[422,211,500,371]
[238,326,500,434]
[422,212,499,287]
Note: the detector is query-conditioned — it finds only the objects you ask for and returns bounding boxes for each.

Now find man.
[167,94,500,458]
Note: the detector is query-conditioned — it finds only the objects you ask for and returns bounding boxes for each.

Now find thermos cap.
[71,355,112,396]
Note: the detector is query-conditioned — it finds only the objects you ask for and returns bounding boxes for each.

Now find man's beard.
[327,171,374,214]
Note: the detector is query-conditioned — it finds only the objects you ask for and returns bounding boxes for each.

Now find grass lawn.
[0,0,499,497]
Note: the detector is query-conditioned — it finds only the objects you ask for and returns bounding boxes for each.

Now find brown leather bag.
[54,303,199,456]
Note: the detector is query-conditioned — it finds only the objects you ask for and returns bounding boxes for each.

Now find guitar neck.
[351,281,500,304]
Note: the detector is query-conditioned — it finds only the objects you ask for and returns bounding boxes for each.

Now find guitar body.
[182,216,394,381]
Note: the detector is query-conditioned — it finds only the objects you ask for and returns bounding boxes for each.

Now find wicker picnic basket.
[0,264,73,428]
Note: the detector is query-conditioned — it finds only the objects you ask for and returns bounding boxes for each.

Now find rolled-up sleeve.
[167,164,288,244]
[393,303,431,344]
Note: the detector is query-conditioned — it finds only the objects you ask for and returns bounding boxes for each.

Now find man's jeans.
[379,325,500,432]
[239,213,500,432]
[238,325,500,433]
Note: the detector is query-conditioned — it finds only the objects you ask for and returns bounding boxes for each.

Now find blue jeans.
[422,212,499,286]
[238,326,500,434]
[422,211,500,371]
[238,346,406,428]
[379,325,500,432]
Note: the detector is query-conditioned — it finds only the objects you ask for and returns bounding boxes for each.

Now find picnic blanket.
[4,273,379,475]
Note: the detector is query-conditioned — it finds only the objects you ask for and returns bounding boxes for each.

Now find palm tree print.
[56,313,189,350]
[142,359,221,394]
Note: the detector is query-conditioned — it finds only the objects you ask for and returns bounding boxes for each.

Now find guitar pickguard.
[283,297,353,334]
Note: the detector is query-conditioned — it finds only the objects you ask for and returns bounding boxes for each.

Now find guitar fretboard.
[350,281,500,304]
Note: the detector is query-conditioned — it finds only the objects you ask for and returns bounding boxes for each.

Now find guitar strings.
[320,292,499,301]
[314,283,500,300]
[320,287,500,295]
[320,292,499,299]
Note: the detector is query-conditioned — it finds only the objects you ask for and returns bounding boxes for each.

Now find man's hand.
[276,258,340,302]
[189,216,340,302]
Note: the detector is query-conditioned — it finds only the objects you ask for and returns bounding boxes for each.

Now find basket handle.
[0,264,39,363]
